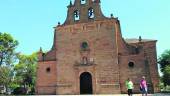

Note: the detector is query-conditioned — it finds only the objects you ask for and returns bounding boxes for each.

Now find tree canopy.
[0,32,38,95]
[158,50,170,86]
[13,53,38,94]
[0,32,18,66]
[0,32,18,94]
[0,66,13,89]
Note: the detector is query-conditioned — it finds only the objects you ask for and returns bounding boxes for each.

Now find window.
[128,62,134,68]
[81,42,88,50]
[81,0,86,4]
[46,67,51,73]
[88,8,94,19]
[74,10,80,21]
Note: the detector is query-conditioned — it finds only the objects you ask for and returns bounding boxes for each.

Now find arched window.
[81,0,86,4]
[88,8,94,19]
[74,10,80,21]
[81,42,89,51]
[128,62,134,68]
[81,42,88,49]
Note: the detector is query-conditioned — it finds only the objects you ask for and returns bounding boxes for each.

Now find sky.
[0,0,170,57]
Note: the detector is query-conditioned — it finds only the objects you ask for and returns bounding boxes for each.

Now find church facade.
[36,0,159,95]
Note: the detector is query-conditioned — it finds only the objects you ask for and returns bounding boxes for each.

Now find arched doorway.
[80,72,93,94]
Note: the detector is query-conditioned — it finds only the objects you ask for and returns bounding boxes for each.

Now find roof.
[125,38,157,44]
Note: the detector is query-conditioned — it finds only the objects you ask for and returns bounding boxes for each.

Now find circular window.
[128,62,134,68]
[81,42,88,49]
[46,67,51,73]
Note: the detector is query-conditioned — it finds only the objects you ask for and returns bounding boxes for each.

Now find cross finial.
[39,47,43,52]
[139,36,142,42]
[58,22,61,25]
[110,13,113,18]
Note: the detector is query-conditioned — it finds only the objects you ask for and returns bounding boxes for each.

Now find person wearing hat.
[140,76,148,96]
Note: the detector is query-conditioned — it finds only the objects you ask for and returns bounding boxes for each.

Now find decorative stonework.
[36,0,160,95]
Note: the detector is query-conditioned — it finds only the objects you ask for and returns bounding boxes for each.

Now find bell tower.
[64,0,107,25]
[53,0,122,94]
[36,0,160,95]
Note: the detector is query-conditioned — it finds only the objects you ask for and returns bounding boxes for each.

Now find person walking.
[140,76,148,96]
[126,78,134,96]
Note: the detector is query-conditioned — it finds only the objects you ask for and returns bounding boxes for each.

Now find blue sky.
[0,0,170,57]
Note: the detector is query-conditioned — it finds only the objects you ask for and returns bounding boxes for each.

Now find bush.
[12,87,27,95]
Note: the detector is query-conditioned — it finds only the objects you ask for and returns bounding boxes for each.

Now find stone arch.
[80,72,93,94]
[74,10,80,21]
[88,7,94,19]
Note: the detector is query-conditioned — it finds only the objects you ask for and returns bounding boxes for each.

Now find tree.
[13,53,38,94]
[0,32,18,66]
[158,50,170,71]
[162,66,170,87]
[0,32,18,94]
[0,66,13,94]
[158,50,170,87]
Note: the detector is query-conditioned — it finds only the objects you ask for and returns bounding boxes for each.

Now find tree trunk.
[0,58,3,66]
[4,85,7,94]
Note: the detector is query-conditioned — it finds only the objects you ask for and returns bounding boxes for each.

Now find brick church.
[36,0,159,95]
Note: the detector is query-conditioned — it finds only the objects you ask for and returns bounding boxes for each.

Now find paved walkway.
[104,93,170,96]
[76,94,170,96]
[36,93,170,96]
[149,93,170,96]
